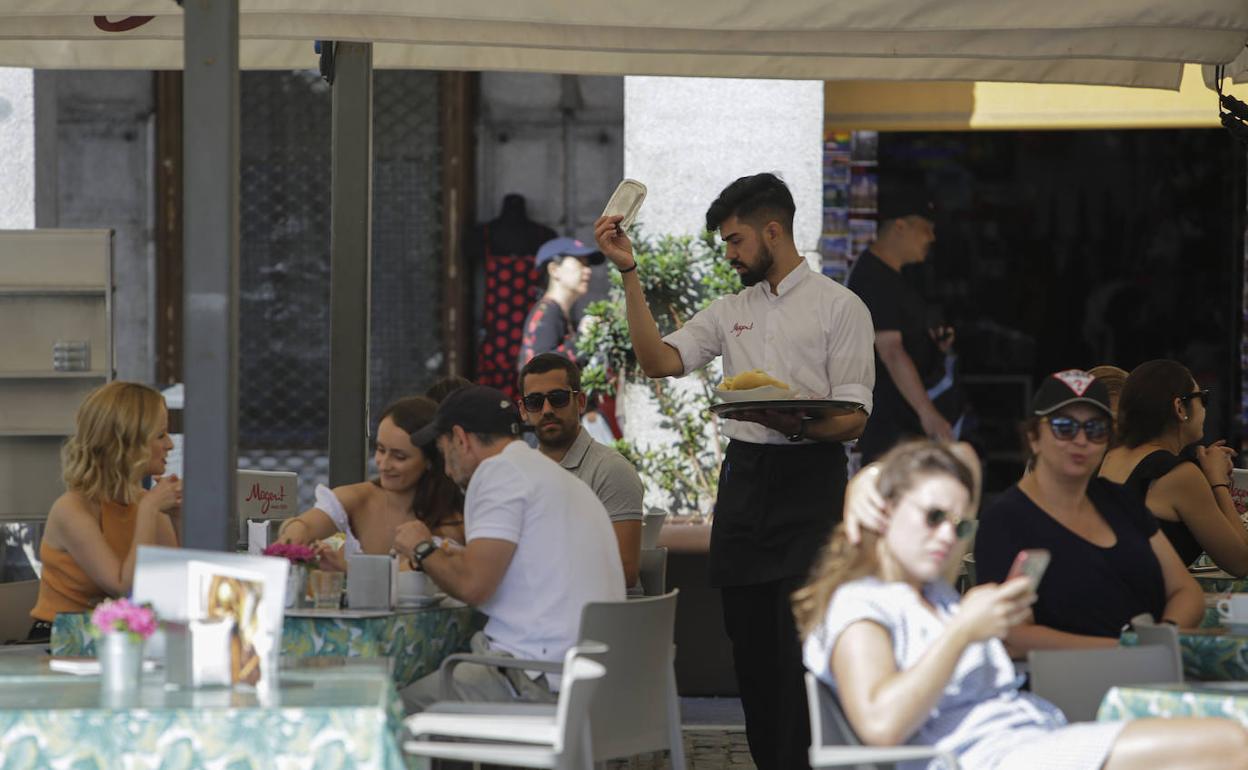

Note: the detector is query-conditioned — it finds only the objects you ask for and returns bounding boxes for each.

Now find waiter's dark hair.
[519,352,581,394]
[705,173,796,235]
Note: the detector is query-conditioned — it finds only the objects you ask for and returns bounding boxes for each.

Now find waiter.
[593,172,874,770]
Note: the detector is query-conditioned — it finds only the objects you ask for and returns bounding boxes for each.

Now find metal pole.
[328,42,373,486]
[181,0,239,550]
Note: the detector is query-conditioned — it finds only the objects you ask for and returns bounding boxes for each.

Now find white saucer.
[395,592,446,609]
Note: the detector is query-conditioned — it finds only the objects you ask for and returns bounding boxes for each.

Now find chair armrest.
[439,653,565,699]
[810,745,959,768]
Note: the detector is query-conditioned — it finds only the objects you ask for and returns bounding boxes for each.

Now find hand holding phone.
[1006,548,1051,590]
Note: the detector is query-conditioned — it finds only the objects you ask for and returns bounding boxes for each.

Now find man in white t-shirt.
[394,384,625,712]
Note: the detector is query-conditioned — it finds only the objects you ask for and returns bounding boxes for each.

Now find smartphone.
[1006,548,1051,590]
[602,179,647,229]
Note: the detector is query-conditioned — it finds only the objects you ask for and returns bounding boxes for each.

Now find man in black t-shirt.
[848,187,957,462]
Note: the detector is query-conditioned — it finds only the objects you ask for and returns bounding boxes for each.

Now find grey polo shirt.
[558,428,644,525]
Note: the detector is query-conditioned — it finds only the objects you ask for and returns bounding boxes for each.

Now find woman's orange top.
[30,500,137,622]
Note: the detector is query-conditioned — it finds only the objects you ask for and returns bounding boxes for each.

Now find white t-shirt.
[662,263,875,445]
[467,441,626,671]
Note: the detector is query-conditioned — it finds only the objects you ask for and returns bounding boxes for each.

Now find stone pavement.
[606,730,754,769]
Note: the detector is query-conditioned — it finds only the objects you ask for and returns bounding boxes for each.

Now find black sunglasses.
[1044,415,1111,444]
[521,389,578,412]
[923,507,978,540]
[1179,389,1212,406]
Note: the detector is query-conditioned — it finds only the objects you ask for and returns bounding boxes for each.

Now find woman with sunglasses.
[971,370,1203,654]
[1098,359,1247,575]
[798,440,1248,770]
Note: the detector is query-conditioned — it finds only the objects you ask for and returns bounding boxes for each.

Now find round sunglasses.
[921,506,978,540]
[1043,415,1111,444]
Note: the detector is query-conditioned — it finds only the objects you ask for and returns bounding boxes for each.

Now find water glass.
[309,570,344,610]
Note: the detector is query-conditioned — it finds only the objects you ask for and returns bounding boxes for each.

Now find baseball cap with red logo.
[1031,370,1113,417]
[535,237,604,268]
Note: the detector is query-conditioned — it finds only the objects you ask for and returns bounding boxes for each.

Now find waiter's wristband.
[617,262,638,274]
[1212,482,1231,491]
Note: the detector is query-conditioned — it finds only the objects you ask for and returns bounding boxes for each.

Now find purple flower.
[262,542,319,566]
[90,598,159,641]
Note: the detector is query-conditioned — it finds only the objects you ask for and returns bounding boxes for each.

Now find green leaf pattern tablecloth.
[1098,683,1248,725]
[1121,628,1248,681]
[1196,574,1248,594]
[0,659,410,770]
[52,604,484,689]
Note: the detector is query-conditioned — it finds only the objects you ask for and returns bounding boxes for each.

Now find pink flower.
[263,542,319,566]
[90,598,159,641]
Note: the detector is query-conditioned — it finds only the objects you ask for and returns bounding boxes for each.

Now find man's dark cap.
[877,181,936,222]
[410,385,526,446]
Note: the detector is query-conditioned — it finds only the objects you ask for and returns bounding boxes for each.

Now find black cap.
[410,385,526,446]
[877,180,935,222]
[1032,370,1113,417]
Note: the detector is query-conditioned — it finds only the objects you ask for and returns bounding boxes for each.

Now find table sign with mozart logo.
[236,469,298,547]
[1230,469,1248,524]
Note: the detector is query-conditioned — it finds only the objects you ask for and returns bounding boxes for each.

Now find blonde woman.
[795,441,1248,769]
[28,382,181,641]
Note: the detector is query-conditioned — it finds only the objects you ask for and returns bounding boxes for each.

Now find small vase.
[98,632,144,694]
[285,564,308,609]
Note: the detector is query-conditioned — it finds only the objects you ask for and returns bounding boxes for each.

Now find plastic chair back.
[641,510,667,550]
[576,591,683,765]
[1129,613,1184,683]
[1028,644,1181,721]
[639,547,667,596]
[552,643,608,769]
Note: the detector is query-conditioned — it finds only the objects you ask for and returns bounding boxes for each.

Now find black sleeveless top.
[1123,449,1203,567]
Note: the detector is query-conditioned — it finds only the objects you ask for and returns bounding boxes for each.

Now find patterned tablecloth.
[0,656,410,769]
[1194,570,1248,594]
[52,601,484,689]
[1121,625,1248,681]
[1098,682,1248,724]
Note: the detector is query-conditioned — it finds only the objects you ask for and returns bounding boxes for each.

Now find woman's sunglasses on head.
[1043,415,1111,444]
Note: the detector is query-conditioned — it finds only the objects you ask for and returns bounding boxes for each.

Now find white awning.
[0,1,1244,89]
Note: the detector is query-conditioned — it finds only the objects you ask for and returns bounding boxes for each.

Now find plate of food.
[713,369,798,403]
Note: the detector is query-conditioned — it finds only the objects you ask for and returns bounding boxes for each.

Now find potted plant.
[579,228,739,537]
[262,542,319,608]
[90,598,158,693]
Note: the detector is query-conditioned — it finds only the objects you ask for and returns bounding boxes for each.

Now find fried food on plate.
[719,369,790,391]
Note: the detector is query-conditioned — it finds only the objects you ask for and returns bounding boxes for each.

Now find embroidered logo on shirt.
[1053,369,1095,396]
[730,322,754,338]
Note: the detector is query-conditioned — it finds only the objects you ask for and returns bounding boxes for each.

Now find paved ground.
[606,697,755,769]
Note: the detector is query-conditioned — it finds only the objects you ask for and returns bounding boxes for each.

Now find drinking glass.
[309,570,344,610]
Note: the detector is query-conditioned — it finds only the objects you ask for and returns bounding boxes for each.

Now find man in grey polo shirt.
[519,353,643,593]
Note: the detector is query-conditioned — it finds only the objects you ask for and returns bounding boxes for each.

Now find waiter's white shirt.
[662,263,875,445]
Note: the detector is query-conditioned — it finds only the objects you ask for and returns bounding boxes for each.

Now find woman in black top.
[1098,359,1247,575]
[974,370,1203,655]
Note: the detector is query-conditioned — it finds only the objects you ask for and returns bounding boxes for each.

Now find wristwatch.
[408,539,438,570]
[786,417,812,443]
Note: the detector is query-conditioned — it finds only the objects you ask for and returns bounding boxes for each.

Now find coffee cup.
[1217,593,1248,625]
[397,570,433,602]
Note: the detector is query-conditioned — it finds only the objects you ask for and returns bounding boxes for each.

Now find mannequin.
[464,194,557,401]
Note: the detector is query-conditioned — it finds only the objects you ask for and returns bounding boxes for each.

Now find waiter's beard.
[736,243,774,287]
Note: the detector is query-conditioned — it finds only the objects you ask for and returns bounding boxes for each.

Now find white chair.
[805,672,959,769]
[638,547,667,597]
[1129,613,1184,682]
[403,642,607,769]
[1027,644,1182,722]
[428,591,685,768]
[640,510,667,550]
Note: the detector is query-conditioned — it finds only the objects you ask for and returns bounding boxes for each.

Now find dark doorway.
[880,130,1246,492]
